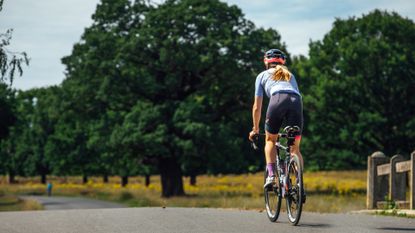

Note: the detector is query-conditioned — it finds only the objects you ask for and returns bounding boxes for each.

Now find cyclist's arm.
[252,96,263,133]
[252,73,265,133]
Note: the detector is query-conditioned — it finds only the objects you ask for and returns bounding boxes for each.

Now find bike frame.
[275,132,296,197]
[254,126,303,225]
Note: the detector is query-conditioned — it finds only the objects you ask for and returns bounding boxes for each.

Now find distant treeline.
[1,0,414,197]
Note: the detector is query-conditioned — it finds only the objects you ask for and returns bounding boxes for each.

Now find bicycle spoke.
[264,168,282,222]
[286,155,303,225]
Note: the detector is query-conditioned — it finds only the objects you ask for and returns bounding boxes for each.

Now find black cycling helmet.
[264,49,286,65]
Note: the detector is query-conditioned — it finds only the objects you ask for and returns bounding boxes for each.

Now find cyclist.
[248,49,304,188]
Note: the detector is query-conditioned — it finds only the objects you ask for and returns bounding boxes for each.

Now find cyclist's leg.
[265,94,284,177]
[285,93,304,169]
[264,131,278,187]
[285,93,306,203]
[291,136,304,169]
[265,132,278,165]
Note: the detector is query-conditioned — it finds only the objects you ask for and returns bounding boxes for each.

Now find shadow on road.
[298,223,331,228]
[41,202,62,206]
[377,227,415,232]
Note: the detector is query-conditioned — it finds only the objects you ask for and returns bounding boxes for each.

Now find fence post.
[367,151,389,209]
[390,154,406,201]
[411,151,415,210]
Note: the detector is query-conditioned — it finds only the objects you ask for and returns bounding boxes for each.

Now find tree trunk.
[82,175,88,184]
[121,176,128,187]
[41,173,47,184]
[159,157,185,197]
[103,175,109,183]
[190,175,197,186]
[8,171,16,184]
[145,175,150,187]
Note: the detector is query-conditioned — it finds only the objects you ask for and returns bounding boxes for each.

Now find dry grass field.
[0,170,367,213]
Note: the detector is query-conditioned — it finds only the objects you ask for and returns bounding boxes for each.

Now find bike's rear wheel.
[286,154,303,226]
[264,167,282,222]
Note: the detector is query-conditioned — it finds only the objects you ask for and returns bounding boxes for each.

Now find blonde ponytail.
[271,65,291,81]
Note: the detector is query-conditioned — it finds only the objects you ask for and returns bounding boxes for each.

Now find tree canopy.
[294,10,415,169]
[59,0,286,196]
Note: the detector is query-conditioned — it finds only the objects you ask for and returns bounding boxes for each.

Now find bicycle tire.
[264,166,282,222]
[286,154,303,226]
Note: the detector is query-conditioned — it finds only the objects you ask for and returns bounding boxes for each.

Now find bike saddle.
[283,126,300,134]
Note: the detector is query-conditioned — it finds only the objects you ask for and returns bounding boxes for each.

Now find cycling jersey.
[254,68,301,98]
[254,68,303,134]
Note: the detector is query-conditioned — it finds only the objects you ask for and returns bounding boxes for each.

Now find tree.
[0,83,16,141]
[0,83,16,178]
[0,88,32,183]
[110,101,167,187]
[294,10,415,169]
[61,0,287,197]
[22,87,60,183]
[0,0,26,149]
[60,0,141,183]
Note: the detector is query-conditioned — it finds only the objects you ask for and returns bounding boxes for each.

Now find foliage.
[0,171,367,213]
[0,83,16,141]
[293,10,415,170]
[0,1,29,177]
[59,0,285,196]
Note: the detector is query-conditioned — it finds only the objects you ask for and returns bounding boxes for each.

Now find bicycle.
[251,126,304,226]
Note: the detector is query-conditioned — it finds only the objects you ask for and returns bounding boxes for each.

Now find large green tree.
[294,10,415,169]
[61,0,286,196]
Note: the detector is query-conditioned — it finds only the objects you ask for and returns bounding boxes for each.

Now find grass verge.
[0,195,43,211]
[0,171,367,213]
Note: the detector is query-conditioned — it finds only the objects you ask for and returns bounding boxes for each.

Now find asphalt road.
[20,195,125,210]
[1,207,414,233]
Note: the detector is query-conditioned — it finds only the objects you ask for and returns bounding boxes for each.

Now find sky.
[1,0,414,90]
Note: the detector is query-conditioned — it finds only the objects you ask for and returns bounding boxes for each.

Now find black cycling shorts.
[265,92,303,135]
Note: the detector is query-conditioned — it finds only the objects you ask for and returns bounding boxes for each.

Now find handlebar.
[251,134,262,150]
[250,126,300,150]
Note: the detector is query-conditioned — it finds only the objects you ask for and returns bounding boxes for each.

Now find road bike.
[252,126,304,226]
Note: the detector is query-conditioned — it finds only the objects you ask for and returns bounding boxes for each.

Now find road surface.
[1,207,414,233]
[20,195,125,210]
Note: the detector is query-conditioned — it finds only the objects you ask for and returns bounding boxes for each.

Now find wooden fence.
[367,151,415,209]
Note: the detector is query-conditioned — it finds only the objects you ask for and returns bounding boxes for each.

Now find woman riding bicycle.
[248,49,304,188]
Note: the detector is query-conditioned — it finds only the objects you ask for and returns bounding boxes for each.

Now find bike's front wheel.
[264,167,282,222]
[286,154,303,226]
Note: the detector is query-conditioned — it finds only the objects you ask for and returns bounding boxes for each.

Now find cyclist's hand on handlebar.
[249,130,259,142]
[249,131,260,150]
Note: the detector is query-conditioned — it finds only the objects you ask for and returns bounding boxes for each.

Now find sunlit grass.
[0,195,43,211]
[0,170,367,213]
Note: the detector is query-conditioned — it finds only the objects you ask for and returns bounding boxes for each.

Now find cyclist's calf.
[290,136,304,169]
[265,132,278,164]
